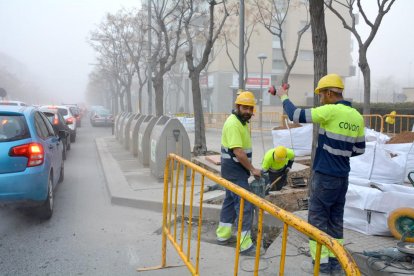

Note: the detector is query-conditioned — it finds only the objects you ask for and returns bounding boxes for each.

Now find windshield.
[0,115,30,142]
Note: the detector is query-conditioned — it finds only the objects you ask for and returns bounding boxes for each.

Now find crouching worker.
[262,146,294,193]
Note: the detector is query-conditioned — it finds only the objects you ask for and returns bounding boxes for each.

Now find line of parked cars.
[0,101,83,219]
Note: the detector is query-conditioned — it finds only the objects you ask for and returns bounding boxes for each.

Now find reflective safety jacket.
[221,114,252,180]
[281,96,365,177]
[262,148,295,173]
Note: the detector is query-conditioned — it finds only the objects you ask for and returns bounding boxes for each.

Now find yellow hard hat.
[274,146,287,161]
[235,91,256,107]
[385,111,396,125]
[314,74,344,94]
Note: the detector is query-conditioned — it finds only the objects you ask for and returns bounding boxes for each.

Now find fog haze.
[0,0,413,105]
[0,0,140,104]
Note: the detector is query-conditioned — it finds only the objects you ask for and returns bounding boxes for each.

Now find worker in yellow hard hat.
[261,145,295,193]
[273,73,366,274]
[216,90,263,257]
[385,111,396,125]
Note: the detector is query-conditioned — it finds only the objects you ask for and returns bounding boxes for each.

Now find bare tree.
[325,0,396,115]
[182,0,229,155]
[86,68,115,108]
[90,13,137,113]
[116,9,149,114]
[254,0,311,83]
[221,2,257,86]
[150,0,185,116]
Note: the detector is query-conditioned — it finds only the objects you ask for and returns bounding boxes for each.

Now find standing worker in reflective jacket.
[274,74,365,275]
[216,91,262,256]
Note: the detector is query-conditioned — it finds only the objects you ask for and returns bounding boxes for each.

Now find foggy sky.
[0,0,140,104]
[0,0,413,104]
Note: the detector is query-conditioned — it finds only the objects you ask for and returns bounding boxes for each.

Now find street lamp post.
[258,53,267,129]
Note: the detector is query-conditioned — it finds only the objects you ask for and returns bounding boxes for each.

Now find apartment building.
[200,0,353,113]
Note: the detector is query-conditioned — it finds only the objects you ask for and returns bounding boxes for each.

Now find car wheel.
[58,160,64,183]
[71,132,76,143]
[67,139,71,151]
[38,175,53,220]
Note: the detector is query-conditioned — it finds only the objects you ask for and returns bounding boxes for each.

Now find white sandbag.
[271,123,312,156]
[344,183,414,235]
[344,184,388,235]
[350,141,406,184]
[364,127,390,143]
[349,142,376,180]
[384,142,414,183]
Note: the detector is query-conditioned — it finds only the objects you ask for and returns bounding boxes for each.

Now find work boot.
[330,258,345,276]
[216,235,236,245]
[240,245,265,257]
[216,223,232,244]
[300,261,331,275]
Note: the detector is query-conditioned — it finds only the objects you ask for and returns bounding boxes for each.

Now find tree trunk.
[119,93,125,112]
[359,48,371,115]
[153,76,164,116]
[138,86,143,114]
[309,0,328,192]
[190,74,207,156]
[126,86,132,112]
[113,94,119,115]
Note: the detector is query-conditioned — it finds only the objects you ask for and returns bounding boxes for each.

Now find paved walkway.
[96,129,413,276]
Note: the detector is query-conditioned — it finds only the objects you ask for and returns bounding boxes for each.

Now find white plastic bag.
[271,124,313,156]
[350,141,406,184]
[384,142,414,183]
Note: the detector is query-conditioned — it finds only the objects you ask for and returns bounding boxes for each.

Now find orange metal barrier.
[363,114,383,133]
[138,154,360,276]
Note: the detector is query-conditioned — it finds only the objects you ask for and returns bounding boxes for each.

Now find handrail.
[138,154,360,275]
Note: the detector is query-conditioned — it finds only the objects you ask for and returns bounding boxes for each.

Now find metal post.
[238,0,245,90]
[147,0,153,115]
[258,53,267,129]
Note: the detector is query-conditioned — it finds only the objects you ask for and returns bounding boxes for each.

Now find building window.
[299,50,313,61]
[273,60,285,70]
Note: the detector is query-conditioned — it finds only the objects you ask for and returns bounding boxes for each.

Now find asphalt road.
[0,119,174,276]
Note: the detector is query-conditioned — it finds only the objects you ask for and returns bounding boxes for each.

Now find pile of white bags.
[344,178,414,235]
[345,128,414,235]
[271,124,414,236]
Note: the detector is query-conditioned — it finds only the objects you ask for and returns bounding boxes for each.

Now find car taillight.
[66,117,74,124]
[53,115,59,125]
[9,143,44,167]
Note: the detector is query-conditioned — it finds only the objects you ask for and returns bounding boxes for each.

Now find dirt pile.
[386,131,414,144]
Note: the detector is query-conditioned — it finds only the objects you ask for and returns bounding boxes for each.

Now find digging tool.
[265,174,284,194]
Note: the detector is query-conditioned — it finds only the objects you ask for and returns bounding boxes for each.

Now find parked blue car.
[0,105,64,219]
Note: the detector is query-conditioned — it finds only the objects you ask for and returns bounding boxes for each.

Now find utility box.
[150,117,191,180]
[123,113,138,149]
[137,115,159,166]
[114,112,126,139]
[129,114,146,156]
[119,113,133,145]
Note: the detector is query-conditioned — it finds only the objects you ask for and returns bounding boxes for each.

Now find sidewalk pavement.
[96,129,413,276]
